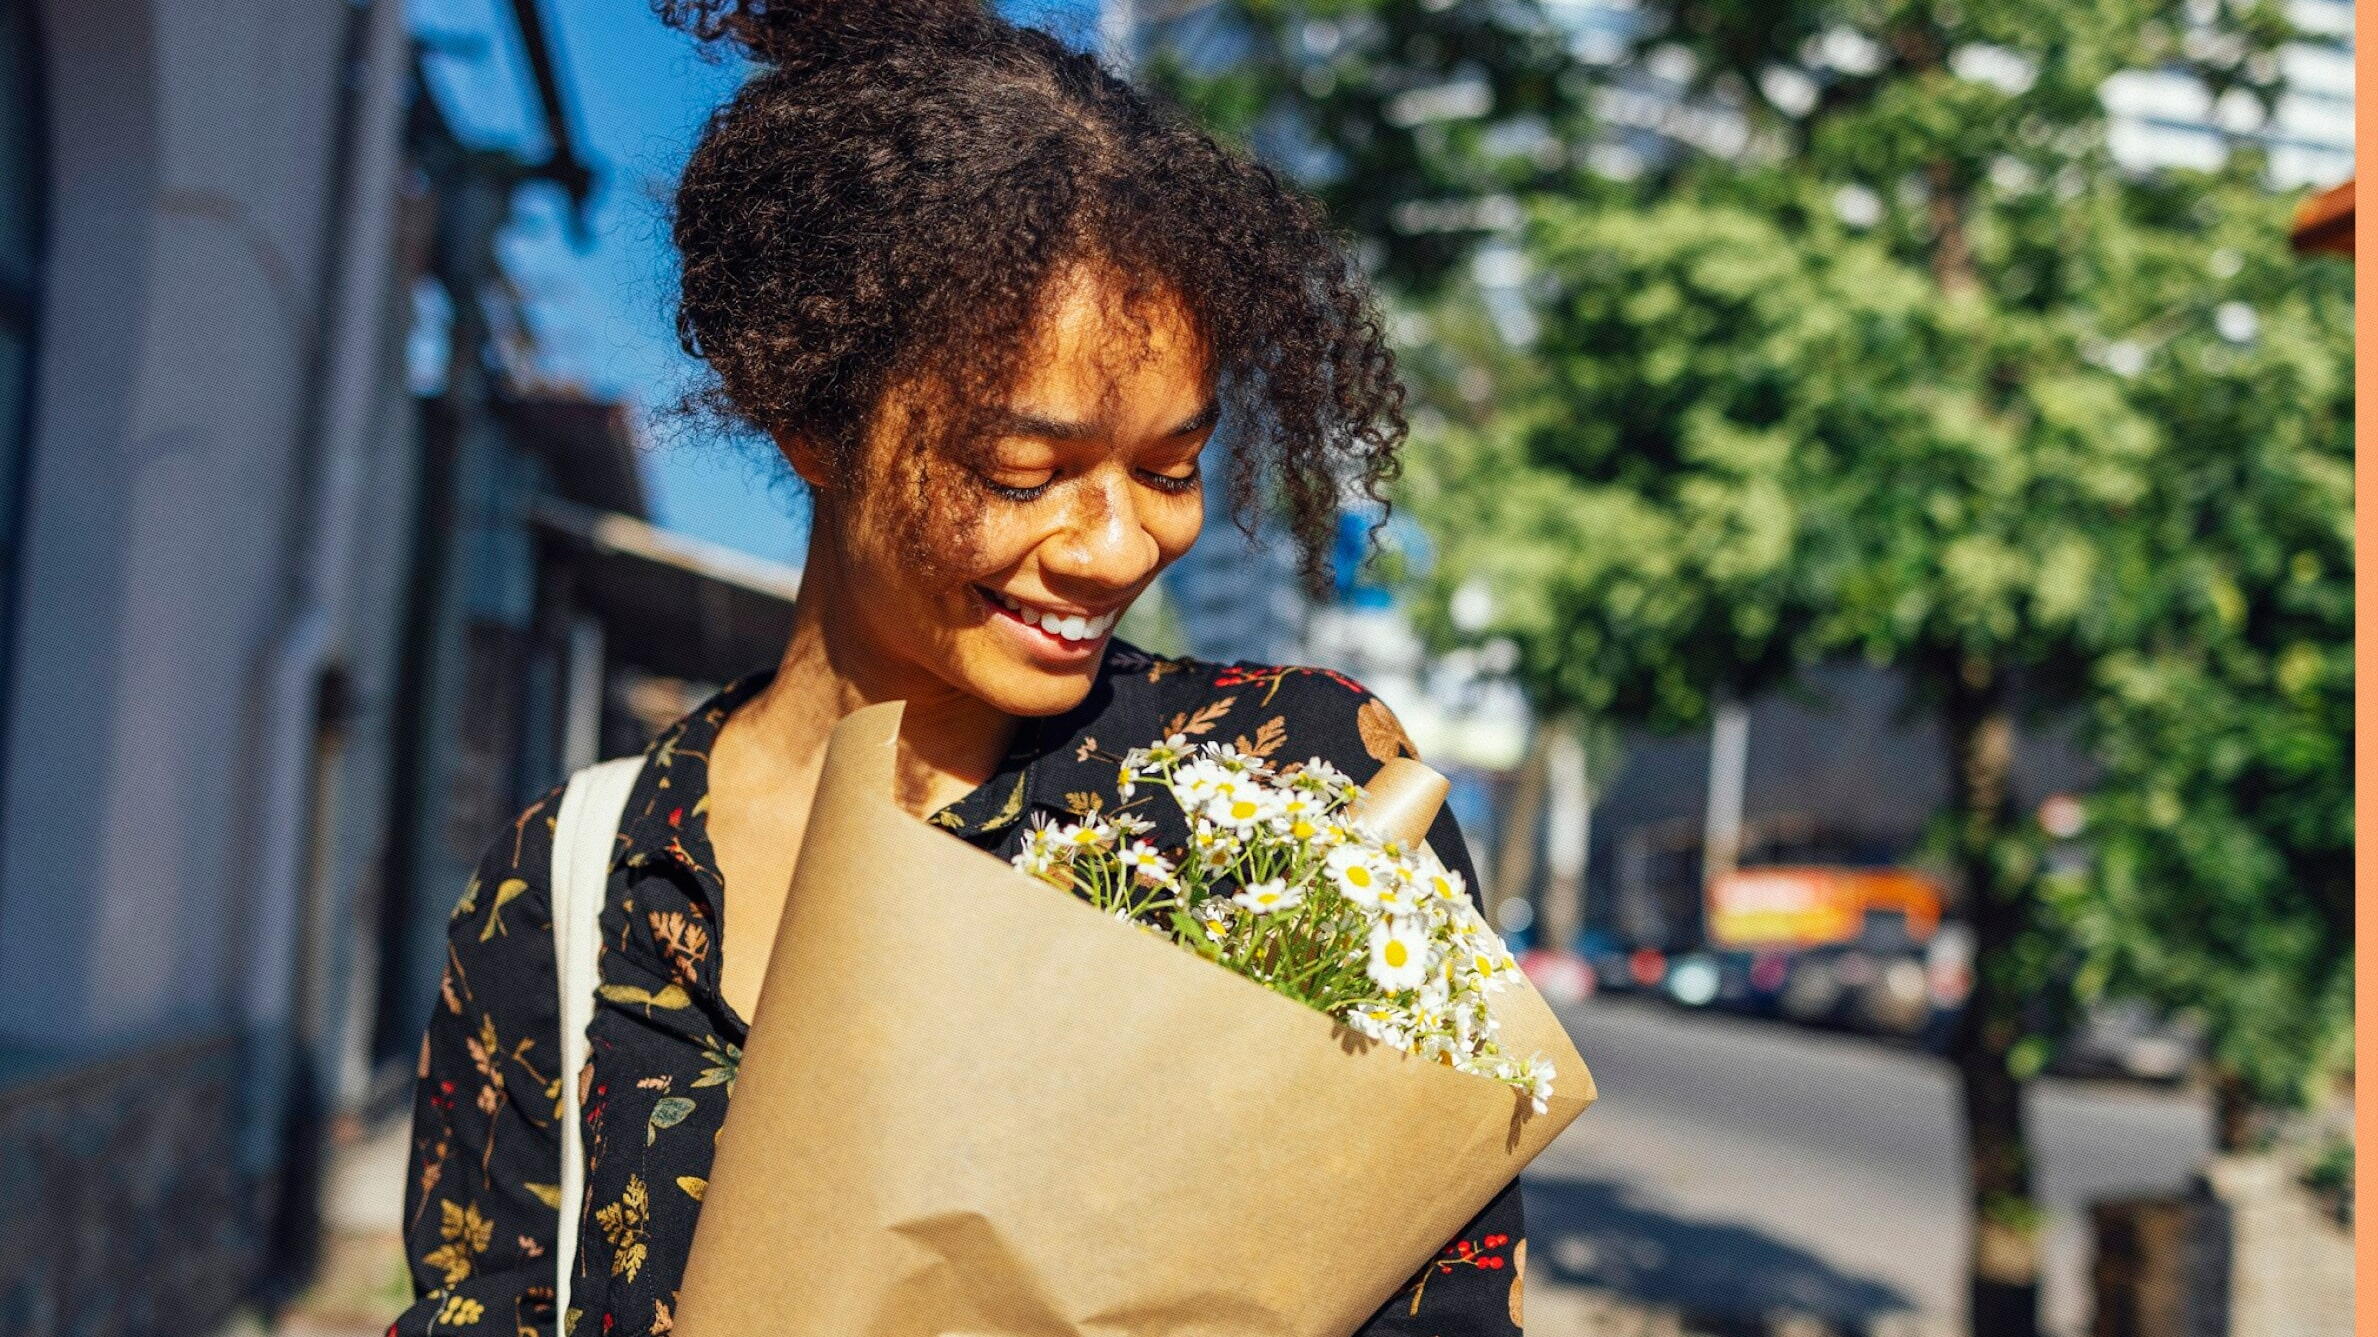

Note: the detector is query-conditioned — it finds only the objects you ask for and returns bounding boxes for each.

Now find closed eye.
[1138,462,1201,494]
[979,474,1055,502]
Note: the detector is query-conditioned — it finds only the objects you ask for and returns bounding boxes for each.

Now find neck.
[727,522,1019,817]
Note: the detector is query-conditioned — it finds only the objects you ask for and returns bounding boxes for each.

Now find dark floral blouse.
[396,640,1529,1337]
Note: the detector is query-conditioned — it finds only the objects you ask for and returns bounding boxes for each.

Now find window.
[0,0,40,793]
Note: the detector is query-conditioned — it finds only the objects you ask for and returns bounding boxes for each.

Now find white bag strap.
[549,755,644,1333]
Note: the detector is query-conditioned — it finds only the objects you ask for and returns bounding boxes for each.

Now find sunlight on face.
[818,263,1216,716]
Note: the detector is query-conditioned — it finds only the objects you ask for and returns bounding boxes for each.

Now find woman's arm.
[1267,669,1531,1335]
[1376,1177,1526,1335]
[392,787,569,1336]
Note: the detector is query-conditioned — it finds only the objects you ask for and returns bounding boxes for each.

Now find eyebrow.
[990,399,1221,442]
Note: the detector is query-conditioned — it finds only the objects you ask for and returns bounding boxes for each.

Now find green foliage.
[2074,184,2353,1108]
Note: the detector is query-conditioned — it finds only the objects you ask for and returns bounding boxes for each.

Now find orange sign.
[1706,866,1943,949]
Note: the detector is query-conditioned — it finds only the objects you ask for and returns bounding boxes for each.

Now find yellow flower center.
[1230,799,1259,820]
[1383,940,1409,968]
[1347,865,1373,888]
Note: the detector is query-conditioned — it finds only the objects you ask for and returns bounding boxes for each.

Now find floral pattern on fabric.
[396,640,1526,1336]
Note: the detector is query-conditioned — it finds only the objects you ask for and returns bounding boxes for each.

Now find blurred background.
[0,1,2349,1335]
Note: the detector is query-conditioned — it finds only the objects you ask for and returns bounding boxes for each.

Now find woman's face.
[802,268,1216,718]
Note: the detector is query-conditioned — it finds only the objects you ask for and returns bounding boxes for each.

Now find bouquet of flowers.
[1013,735,1558,1114]
[675,704,1592,1337]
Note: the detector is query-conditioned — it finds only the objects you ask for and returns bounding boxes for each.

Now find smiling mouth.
[979,587,1121,645]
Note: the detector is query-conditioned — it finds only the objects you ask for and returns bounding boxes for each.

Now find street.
[1521,998,2215,1336]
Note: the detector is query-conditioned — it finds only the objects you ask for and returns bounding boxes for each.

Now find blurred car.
[1662,951,1722,1008]
[2049,999,2203,1084]
[1659,948,1793,1016]
[1771,944,1935,1039]
[1576,930,1641,995]
[1518,948,1595,1007]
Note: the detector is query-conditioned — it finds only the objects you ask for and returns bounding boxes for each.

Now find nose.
[1040,469,1160,592]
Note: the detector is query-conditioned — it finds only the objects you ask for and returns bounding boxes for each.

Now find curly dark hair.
[655,0,1403,590]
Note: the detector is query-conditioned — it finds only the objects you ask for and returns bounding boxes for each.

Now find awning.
[532,497,801,682]
[2290,179,2352,257]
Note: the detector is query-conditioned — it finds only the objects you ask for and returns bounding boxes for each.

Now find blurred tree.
[1376,7,2349,1337]
[1137,0,1593,292]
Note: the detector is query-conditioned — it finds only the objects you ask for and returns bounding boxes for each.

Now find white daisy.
[1310,820,1357,851]
[1173,759,1237,806]
[1118,840,1175,885]
[1372,865,1423,916]
[1203,741,1257,773]
[1293,757,1356,802]
[1517,1055,1556,1115]
[1345,1004,1411,1048]
[1192,894,1235,931]
[1230,878,1305,914]
[1205,787,1277,832]
[1366,919,1431,992]
[1270,789,1326,842]
[1189,821,1239,866]
[1423,866,1467,904]
[1327,847,1389,908]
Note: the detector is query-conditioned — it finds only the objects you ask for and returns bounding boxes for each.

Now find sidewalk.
[225,1118,411,1337]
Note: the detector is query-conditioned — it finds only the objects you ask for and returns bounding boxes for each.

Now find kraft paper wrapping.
[676,702,1594,1337]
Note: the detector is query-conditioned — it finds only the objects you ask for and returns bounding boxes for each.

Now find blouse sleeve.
[1265,668,1531,1337]
[392,786,569,1337]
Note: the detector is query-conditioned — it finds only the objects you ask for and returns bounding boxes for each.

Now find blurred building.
[1547,0,2356,191]
[0,3,795,1333]
[2102,0,2353,189]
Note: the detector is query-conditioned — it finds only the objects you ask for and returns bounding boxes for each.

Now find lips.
[981,587,1121,644]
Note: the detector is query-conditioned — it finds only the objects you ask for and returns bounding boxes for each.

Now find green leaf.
[646,1096,696,1145]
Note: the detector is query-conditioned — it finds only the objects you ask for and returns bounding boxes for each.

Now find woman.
[397,3,1528,1333]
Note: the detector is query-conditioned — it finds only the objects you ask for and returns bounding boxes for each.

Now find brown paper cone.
[676,702,1594,1337]
[1346,758,1449,850]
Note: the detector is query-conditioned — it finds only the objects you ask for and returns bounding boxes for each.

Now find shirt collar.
[613,641,1173,893]
[613,668,774,896]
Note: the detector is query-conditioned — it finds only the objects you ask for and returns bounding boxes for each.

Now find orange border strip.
[2356,0,2372,1319]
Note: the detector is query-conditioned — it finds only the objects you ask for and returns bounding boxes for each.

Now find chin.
[972,665,1101,718]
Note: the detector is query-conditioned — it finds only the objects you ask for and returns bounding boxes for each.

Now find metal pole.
[559,614,605,774]
[1703,697,1750,885]
[1540,723,1589,955]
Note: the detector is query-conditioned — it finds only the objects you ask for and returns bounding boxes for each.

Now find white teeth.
[986,589,1118,642]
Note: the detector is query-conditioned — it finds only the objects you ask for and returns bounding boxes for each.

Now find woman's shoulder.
[1098,642,1420,777]
[445,779,572,945]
